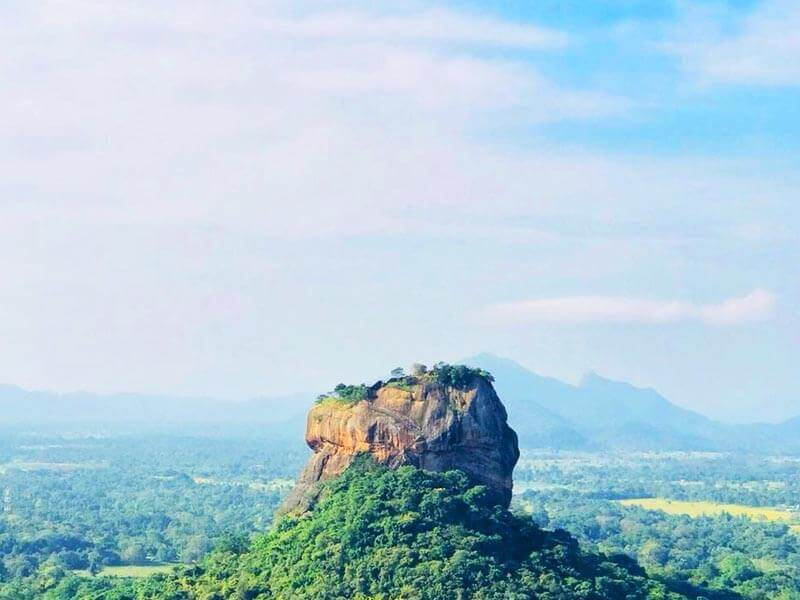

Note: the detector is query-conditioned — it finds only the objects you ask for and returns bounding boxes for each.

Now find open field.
[619,498,798,523]
[72,564,179,578]
[192,476,294,492]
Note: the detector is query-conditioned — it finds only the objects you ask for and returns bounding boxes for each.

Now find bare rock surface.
[281,372,519,513]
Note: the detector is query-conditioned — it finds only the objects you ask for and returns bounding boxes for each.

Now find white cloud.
[666,0,800,86]
[0,1,794,398]
[481,289,777,326]
[24,2,567,48]
[0,1,625,236]
[255,9,569,48]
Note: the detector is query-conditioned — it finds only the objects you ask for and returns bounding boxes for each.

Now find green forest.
[2,434,800,598]
[7,462,699,599]
[0,433,305,588]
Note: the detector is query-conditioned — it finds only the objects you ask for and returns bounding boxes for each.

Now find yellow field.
[619,498,797,523]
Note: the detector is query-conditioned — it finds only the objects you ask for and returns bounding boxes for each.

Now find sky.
[0,0,797,423]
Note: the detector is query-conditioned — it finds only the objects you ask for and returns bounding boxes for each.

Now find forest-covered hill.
[10,463,714,600]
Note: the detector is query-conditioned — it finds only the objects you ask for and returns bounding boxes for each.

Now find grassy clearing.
[385,380,414,392]
[192,476,217,485]
[619,498,797,523]
[100,564,178,577]
[752,558,783,573]
[249,478,294,492]
[314,395,360,408]
[192,476,294,492]
[72,564,179,578]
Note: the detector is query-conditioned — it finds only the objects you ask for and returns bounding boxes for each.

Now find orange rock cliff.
[281,368,520,513]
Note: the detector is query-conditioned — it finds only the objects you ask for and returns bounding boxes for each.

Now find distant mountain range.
[1,355,798,452]
[464,353,800,453]
[0,383,309,437]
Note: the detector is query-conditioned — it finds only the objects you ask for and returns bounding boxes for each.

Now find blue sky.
[0,1,797,422]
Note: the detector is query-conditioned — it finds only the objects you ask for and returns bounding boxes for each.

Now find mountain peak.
[579,370,633,389]
[461,352,531,373]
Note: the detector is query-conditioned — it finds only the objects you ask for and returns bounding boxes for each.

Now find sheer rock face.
[281,376,519,513]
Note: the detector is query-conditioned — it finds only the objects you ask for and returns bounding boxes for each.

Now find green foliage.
[410,363,428,376]
[4,431,800,599]
[517,450,800,599]
[316,383,369,404]
[315,362,495,405]
[89,462,689,600]
[428,362,494,389]
[0,433,305,593]
[386,362,495,391]
[384,380,414,392]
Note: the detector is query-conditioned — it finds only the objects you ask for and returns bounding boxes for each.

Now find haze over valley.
[1,1,798,598]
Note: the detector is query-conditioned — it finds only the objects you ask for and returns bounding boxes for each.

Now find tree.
[126,463,688,600]
[120,543,146,565]
[88,556,102,577]
[390,367,405,379]
[717,554,758,585]
[411,363,428,376]
[181,535,210,563]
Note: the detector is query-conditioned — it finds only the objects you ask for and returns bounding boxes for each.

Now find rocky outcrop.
[281,372,519,513]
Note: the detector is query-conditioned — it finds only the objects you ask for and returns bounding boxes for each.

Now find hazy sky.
[1,1,798,422]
